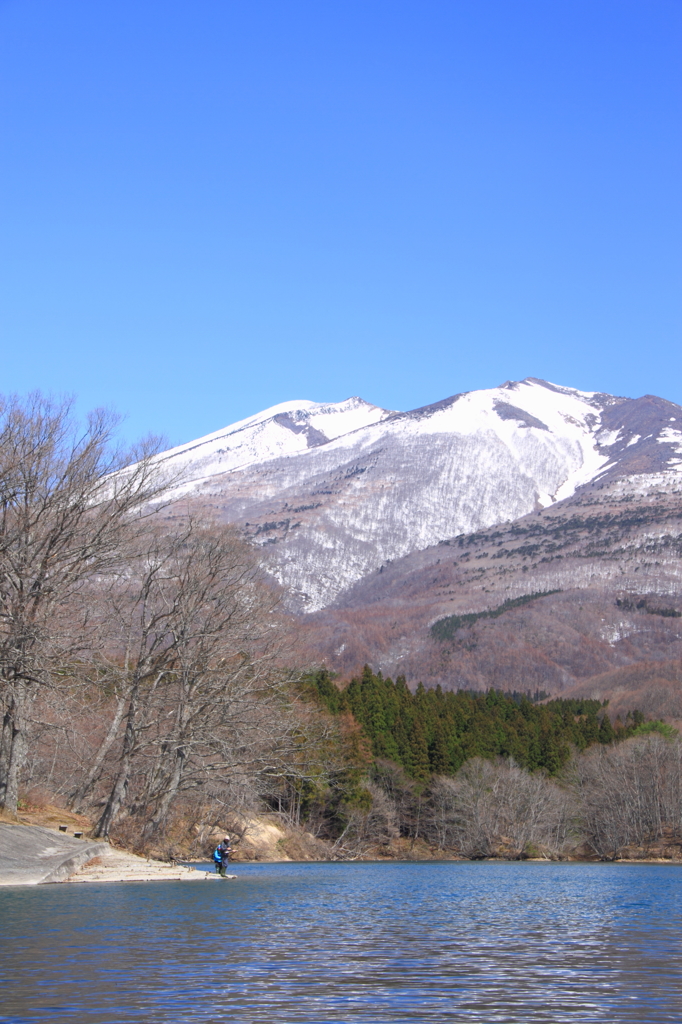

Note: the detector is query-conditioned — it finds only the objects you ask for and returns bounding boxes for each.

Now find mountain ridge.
[154,377,682,613]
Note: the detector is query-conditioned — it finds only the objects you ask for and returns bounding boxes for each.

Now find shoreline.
[65,845,234,883]
[2,816,681,888]
[0,821,232,887]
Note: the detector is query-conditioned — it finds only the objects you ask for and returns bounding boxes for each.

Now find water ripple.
[1,861,681,1023]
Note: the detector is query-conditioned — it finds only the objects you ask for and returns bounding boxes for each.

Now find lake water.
[0,861,680,1023]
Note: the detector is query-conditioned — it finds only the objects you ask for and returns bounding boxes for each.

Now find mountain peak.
[149,379,682,612]
[155,395,393,489]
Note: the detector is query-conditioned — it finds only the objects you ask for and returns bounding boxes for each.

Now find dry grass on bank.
[0,797,91,834]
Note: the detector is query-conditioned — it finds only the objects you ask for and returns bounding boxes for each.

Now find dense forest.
[281,668,682,862]
[303,666,655,778]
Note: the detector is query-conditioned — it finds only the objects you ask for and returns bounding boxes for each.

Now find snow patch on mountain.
[658,427,682,454]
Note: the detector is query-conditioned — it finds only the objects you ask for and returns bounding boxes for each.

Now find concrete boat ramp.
[0,823,232,885]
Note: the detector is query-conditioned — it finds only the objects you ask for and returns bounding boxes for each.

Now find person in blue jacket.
[213,836,232,876]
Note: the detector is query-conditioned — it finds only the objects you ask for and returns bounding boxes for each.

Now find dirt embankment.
[0,801,92,834]
[195,813,334,863]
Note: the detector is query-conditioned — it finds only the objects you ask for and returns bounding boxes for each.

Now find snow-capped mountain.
[155,378,682,611]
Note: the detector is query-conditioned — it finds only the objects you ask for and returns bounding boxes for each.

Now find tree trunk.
[143,746,186,839]
[95,766,129,839]
[69,695,126,812]
[0,683,30,814]
[94,684,140,838]
[0,707,12,806]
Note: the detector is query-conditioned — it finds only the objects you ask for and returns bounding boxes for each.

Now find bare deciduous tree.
[0,393,165,813]
[330,780,398,859]
[428,757,571,858]
[568,734,682,859]
[91,518,325,839]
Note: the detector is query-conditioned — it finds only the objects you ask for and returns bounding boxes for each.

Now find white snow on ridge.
[159,399,322,459]
[147,377,681,610]
[300,378,609,504]
[157,378,608,497]
[156,396,393,491]
[602,472,682,498]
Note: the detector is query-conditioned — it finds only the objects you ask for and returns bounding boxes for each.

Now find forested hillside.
[286,667,681,862]
[304,667,660,779]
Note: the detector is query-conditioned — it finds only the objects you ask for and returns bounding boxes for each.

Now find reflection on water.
[1,861,681,1023]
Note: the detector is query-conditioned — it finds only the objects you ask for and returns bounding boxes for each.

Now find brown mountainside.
[298,472,682,703]
[556,660,682,723]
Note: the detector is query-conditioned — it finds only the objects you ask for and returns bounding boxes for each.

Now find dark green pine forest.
[303,667,653,780]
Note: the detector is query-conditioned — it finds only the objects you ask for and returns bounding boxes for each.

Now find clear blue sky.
[1,0,680,446]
